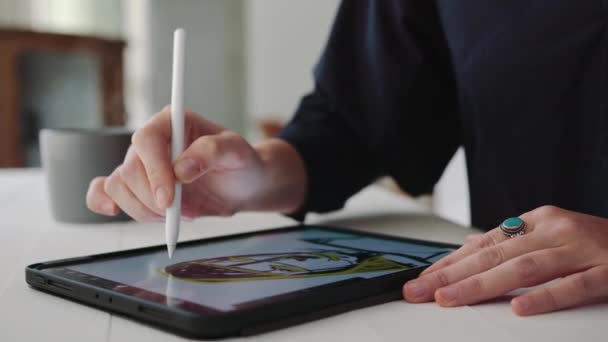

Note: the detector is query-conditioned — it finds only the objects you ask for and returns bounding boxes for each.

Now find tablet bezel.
[26,224,460,338]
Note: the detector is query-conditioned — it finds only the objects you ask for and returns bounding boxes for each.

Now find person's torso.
[436,0,608,228]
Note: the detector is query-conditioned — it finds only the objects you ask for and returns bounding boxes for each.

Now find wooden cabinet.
[0,29,125,167]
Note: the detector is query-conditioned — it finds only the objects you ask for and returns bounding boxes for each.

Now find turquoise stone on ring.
[500,217,526,238]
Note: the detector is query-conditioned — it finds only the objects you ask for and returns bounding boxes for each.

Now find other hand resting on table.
[403,206,608,316]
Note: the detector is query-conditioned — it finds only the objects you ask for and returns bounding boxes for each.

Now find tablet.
[26,225,459,338]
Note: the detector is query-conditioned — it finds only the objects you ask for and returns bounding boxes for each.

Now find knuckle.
[222,132,246,151]
[161,108,172,120]
[572,273,595,299]
[195,135,216,151]
[540,288,559,310]
[184,109,197,118]
[432,270,450,287]
[424,259,451,275]
[220,130,242,142]
[146,166,168,186]
[534,205,561,217]
[473,234,496,250]
[480,246,506,268]
[131,128,147,146]
[184,110,202,126]
[515,256,542,284]
[468,276,484,294]
[118,160,137,181]
[465,234,482,244]
[437,257,454,269]
[103,171,119,195]
[132,111,167,146]
[552,218,578,236]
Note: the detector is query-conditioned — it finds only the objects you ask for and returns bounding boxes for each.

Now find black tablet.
[26,225,459,338]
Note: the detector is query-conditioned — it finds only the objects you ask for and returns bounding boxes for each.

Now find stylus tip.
[167,244,175,259]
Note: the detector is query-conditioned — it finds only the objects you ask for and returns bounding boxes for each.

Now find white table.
[0,169,606,342]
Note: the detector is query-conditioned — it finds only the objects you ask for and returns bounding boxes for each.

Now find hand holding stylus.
[85,108,307,227]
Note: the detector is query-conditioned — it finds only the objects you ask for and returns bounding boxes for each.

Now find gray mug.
[40,127,133,223]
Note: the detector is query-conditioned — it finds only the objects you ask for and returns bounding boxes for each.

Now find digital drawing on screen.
[162,235,448,283]
[54,228,455,312]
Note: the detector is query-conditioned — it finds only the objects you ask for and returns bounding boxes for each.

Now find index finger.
[422,212,537,276]
[131,108,176,209]
[421,231,502,276]
[131,107,226,209]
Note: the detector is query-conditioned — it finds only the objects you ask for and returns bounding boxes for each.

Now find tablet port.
[47,280,72,292]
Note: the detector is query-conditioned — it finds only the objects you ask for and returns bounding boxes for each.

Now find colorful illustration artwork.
[162,236,445,283]
[65,228,454,311]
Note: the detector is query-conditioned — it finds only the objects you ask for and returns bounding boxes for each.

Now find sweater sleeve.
[279,0,461,219]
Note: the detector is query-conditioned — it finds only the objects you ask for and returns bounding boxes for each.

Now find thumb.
[173,131,249,183]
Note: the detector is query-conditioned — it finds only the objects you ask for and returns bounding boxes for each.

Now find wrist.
[245,138,307,213]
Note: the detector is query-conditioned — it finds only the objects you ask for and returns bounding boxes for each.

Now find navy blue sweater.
[279,0,608,230]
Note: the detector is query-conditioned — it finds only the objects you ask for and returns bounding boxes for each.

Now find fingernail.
[405,281,429,299]
[175,158,201,180]
[437,287,458,303]
[101,202,116,215]
[155,187,169,207]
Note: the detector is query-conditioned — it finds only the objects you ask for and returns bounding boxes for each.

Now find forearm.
[246,138,307,213]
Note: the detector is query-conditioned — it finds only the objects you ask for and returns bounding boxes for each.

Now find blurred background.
[0,0,469,226]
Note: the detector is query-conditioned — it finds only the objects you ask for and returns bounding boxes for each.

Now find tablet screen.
[42,227,455,313]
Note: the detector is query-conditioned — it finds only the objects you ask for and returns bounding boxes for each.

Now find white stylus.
[166,28,186,259]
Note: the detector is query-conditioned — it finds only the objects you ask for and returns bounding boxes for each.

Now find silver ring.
[500,217,526,238]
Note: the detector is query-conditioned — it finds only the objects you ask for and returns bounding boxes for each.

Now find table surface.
[1,169,606,342]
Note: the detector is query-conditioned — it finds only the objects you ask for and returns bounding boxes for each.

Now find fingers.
[131,107,226,209]
[131,111,176,210]
[464,233,483,244]
[421,229,503,275]
[88,107,233,219]
[103,167,163,222]
[119,148,164,216]
[422,212,536,276]
[86,151,166,220]
[404,206,608,315]
[434,247,579,307]
[512,265,608,316]
[86,176,119,216]
[405,233,552,302]
[174,131,248,183]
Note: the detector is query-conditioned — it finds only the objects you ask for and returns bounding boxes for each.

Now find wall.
[0,0,123,37]
[0,0,30,27]
[1,0,245,133]
[28,0,123,38]
[434,149,470,226]
[124,0,245,133]
[244,0,340,126]
[0,0,121,166]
